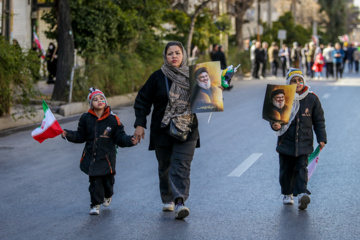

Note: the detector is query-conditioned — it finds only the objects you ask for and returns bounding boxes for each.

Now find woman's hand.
[134,126,145,143]
[319,142,326,150]
[272,123,281,131]
[61,131,67,138]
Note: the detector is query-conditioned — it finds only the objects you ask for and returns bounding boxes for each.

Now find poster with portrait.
[262,84,296,125]
[190,61,224,113]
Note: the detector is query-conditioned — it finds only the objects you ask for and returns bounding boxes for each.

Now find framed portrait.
[262,84,296,125]
[190,61,224,113]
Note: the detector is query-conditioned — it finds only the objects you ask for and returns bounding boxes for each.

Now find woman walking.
[133,41,200,219]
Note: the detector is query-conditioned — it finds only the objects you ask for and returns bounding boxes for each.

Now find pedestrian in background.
[291,42,301,69]
[333,43,345,79]
[61,88,137,215]
[323,43,334,78]
[250,39,257,79]
[210,44,218,61]
[268,42,278,77]
[260,41,268,79]
[312,52,325,79]
[279,44,290,77]
[347,43,355,73]
[215,45,227,69]
[253,41,263,79]
[342,42,348,73]
[271,68,327,210]
[301,43,309,77]
[352,42,360,73]
[133,41,200,219]
[46,42,57,84]
[306,42,315,78]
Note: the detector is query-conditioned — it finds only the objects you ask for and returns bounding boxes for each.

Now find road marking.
[228,153,263,177]
[323,93,330,99]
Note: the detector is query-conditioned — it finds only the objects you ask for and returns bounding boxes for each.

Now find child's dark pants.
[89,173,115,207]
[279,153,309,196]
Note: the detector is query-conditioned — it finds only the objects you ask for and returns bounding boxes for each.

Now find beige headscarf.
[161,41,193,132]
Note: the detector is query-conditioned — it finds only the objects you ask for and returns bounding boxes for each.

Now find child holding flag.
[61,88,137,215]
[271,68,327,210]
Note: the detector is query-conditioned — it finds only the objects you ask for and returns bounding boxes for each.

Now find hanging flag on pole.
[31,100,63,143]
[307,145,321,180]
[33,31,46,59]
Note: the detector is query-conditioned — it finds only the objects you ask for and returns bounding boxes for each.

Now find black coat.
[134,69,200,150]
[276,92,327,157]
[65,107,134,176]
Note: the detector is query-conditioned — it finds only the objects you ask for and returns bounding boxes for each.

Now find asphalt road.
[1,74,359,240]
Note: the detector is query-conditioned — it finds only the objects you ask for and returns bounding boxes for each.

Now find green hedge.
[0,37,40,118]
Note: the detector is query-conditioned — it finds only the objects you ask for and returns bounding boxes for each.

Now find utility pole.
[291,0,297,25]
[257,0,260,41]
[267,0,272,28]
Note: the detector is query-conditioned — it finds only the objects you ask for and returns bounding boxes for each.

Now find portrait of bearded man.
[190,67,222,112]
[264,88,289,124]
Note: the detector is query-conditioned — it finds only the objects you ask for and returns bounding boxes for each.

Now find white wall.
[12,0,32,49]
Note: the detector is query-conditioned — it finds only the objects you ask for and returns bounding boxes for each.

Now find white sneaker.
[298,193,311,210]
[89,205,100,215]
[162,202,174,211]
[103,197,112,207]
[283,194,294,205]
[175,203,189,219]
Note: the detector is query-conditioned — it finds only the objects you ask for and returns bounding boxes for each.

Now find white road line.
[323,93,330,99]
[228,153,263,177]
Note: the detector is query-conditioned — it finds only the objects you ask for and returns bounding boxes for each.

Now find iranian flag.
[33,31,46,59]
[31,100,63,143]
[307,145,321,179]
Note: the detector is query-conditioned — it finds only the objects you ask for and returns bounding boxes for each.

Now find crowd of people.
[250,39,360,80]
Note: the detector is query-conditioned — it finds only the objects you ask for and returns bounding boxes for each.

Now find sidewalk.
[0,80,137,132]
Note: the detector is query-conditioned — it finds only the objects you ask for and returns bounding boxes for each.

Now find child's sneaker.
[89,205,100,215]
[298,193,311,210]
[175,202,189,219]
[162,202,174,211]
[103,197,112,207]
[283,194,294,205]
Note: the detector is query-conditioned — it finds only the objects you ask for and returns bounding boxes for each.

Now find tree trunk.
[187,15,196,59]
[236,15,244,50]
[234,0,255,50]
[52,0,74,102]
[185,0,211,61]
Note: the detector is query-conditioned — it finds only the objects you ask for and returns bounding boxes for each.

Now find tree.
[171,0,213,58]
[52,0,75,102]
[318,0,347,43]
[234,0,255,50]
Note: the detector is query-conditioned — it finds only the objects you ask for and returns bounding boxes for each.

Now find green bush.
[71,51,163,102]
[0,37,40,118]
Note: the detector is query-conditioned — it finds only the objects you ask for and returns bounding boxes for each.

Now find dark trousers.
[281,60,287,77]
[155,140,197,203]
[89,173,115,207]
[261,61,267,77]
[335,62,343,79]
[348,59,354,72]
[325,62,334,78]
[307,61,314,78]
[271,61,278,76]
[355,61,359,73]
[279,153,309,196]
[253,61,260,78]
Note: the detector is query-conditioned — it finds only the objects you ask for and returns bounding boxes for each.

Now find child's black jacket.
[276,92,327,157]
[65,106,134,176]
